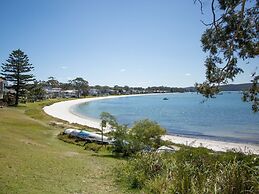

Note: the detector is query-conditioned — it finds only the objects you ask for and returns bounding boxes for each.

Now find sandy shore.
[43,95,259,155]
[43,94,151,130]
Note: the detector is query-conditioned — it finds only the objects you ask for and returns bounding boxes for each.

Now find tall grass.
[116,148,259,193]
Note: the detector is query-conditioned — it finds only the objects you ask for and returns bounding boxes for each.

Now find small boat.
[163,97,169,100]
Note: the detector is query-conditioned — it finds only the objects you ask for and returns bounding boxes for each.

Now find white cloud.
[120,68,126,72]
[185,73,191,76]
[61,66,68,70]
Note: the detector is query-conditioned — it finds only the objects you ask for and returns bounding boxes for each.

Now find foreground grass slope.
[0,100,127,194]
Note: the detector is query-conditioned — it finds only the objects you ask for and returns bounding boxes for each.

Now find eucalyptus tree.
[195,0,258,112]
[47,76,60,88]
[69,77,89,98]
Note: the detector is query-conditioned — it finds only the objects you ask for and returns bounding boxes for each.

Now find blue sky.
[0,0,257,87]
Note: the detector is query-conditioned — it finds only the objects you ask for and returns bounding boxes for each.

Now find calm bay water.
[73,92,259,144]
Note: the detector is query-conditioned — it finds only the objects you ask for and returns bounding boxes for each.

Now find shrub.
[109,124,132,156]
[116,152,172,189]
[129,119,166,151]
[116,147,259,194]
[84,143,103,152]
[102,112,167,156]
[214,159,259,194]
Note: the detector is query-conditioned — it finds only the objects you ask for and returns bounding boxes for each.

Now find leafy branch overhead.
[195,0,258,112]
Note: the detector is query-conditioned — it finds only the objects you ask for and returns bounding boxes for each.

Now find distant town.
[0,76,252,106]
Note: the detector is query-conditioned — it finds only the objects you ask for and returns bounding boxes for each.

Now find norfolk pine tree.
[1,49,34,105]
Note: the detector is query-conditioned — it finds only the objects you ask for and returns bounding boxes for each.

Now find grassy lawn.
[0,100,129,194]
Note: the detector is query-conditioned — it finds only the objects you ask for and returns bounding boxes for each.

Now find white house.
[61,90,78,98]
[44,87,62,98]
[89,88,100,96]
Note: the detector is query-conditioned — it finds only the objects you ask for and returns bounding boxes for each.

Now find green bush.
[116,148,259,194]
[109,124,132,156]
[116,152,172,189]
[129,119,166,150]
[110,118,166,156]
[84,143,103,152]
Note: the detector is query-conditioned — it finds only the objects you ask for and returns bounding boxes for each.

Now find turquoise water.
[73,92,259,144]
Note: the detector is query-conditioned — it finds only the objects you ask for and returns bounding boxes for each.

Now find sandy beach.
[43,95,259,155]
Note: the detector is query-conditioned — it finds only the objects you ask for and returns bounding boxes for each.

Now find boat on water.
[163,97,169,100]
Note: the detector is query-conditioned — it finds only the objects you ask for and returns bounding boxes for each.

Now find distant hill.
[219,83,252,91]
[184,83,252,92]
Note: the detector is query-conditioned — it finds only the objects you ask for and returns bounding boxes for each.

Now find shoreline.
[43,95,259,155]
[43,94,158,130]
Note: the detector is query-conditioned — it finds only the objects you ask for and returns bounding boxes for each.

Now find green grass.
[116,148,259,194]
[0,100,129,193]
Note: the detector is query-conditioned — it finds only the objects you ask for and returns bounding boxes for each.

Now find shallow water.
[73,92,259,144]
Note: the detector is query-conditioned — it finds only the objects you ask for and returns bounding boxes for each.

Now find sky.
[0,0,257,87]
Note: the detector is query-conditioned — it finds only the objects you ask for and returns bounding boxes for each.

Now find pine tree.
[1,49,34,105]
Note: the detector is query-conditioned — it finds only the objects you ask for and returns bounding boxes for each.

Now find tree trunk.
[15,73,20,106]
[15,89,19,106]
[101,126,104,146]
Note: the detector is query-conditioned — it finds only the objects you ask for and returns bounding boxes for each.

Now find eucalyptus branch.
[235,0,246,38]
[194,0,204,14]
[211,0,218,31]
[197,0,258,112]
[200,16,223,27]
